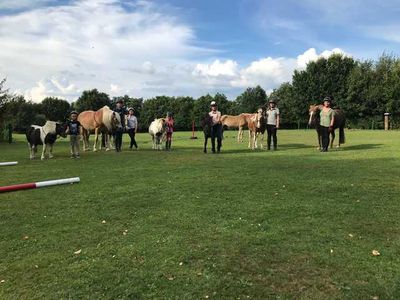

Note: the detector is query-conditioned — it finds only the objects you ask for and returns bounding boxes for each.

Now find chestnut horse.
[78,106,122,151]
[221,114,249,142]
[247,108,266,150]
[308,105,346,149]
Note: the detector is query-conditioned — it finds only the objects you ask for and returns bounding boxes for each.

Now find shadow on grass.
[341,144,383,151]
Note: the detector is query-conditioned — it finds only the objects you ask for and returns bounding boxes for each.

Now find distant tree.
[40,97,71,122]
[292,54,357,118]
[235,85,267,113]
[74,89,111,111]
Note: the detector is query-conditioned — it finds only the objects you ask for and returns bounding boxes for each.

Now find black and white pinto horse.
[308,105,346,149]
[201,113,213,153]
[26,121,67,160]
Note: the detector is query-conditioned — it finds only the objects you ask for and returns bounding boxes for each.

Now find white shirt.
[126,115,138,129]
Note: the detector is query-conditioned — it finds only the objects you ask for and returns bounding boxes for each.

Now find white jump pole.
[0,177,80,193]
[0,161,18,166]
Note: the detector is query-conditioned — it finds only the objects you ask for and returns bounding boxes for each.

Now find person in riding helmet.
[164,112,174,150]
[113,99,127,152]
[209,101,222,153]
[320,96,335,152]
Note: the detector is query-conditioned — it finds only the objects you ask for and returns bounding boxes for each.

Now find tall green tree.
[74,89,111,112]
[235,85,267,113]
[40,97,71,122]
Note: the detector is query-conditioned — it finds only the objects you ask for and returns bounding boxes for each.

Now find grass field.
[1,130,400,299]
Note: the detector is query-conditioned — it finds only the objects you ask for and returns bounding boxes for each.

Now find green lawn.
[1,130,400,299]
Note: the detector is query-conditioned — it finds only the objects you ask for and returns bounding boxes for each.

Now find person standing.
[320,97,335,152]
[113,99,127,152]
[266,99,280,150]
[165,112,174,151]
[65,111,82,158]
[209,101,222,153]
[126,108,138,150]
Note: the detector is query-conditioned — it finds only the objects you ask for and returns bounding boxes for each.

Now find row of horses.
[25,104,346,159]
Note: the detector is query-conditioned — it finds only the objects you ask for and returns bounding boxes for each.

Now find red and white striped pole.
[0,161,18,166]
[0,177,80,193]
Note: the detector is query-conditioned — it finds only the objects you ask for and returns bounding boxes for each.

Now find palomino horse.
[78,106,122,151]
[221,114,249,142]
[308,105,346,149]
[149,118,166,150]
[201,113,213,153]
[247,108,266,150]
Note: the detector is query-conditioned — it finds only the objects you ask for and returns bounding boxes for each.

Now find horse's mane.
[42,121,57,134]
[101,106,121,130]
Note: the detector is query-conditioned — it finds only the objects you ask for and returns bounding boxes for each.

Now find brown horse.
[247,108,265,150]
[221,114,251,142]
[308,105,346,149]
[78,106,122,151]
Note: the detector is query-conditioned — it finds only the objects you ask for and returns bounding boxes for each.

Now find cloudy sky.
[0,0,399,102]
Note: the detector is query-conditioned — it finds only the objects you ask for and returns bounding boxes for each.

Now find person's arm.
[217,112,222,124]
[65,123,70,135]
[134,117,138,133]
[276,114,280,129]
[330,110,335,127]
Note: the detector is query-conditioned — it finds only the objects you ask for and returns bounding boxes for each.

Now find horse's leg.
[248,130,251,148]
[204,134,208,153]
[317,128,321,150]
[93,128,99,151]
[255,132,258,149]
[28,143,33,159]
[49,144,54,159]
[105,134,111,151]
[41,144,47,160]
[330,130,335,149]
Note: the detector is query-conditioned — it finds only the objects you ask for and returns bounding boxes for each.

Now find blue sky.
[0,0,399,102]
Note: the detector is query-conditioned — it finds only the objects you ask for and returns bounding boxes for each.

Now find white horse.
[149,118,166,150]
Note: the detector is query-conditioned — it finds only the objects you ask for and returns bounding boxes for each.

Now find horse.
[308,105,346,149]
[247,108,266,150]
[26,121,67,160]
[149,118,166,150]
[78,106,122,151]
[221,114,249,142]
[201,113,213,153]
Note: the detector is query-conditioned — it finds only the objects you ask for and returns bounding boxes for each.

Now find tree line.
[1,53,400,137]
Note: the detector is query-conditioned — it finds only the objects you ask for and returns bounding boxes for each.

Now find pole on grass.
[0,177,80,193]
[384,113,390,131]
[190,120,197,139]
[0,161,18,166]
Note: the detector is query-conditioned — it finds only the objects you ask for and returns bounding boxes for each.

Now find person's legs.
[211,125,216,153]
[115,131,122,151]
[131,131,138,149]
[272,126,277,150]
[74,135,80,157]
[266,125,272,150]
[70,136,75,158]
[128,129,134,149]
[321,126,329,151]
[216,124,222,152]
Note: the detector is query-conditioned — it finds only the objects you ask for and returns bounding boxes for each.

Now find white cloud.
[191,48,349,92]
[0,0,352,102]
[296,48,347,69]
[0,0,213,101]
[193,60,238,77]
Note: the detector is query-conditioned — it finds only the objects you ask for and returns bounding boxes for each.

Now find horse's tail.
[339,126,345,145]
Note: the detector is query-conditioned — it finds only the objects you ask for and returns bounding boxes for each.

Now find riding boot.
[211,139,216,153]
[165,141,169,150]
[217,139,222,153]
[168,141,172,150]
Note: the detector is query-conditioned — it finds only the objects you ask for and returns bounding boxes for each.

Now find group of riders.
[64,96,336,158]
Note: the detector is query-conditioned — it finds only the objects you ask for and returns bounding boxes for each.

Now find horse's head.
[56,122,67,138]
[111,112,123,130]
[201,114,213,133]
[308,104,321,126]
[256,108,264,128]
